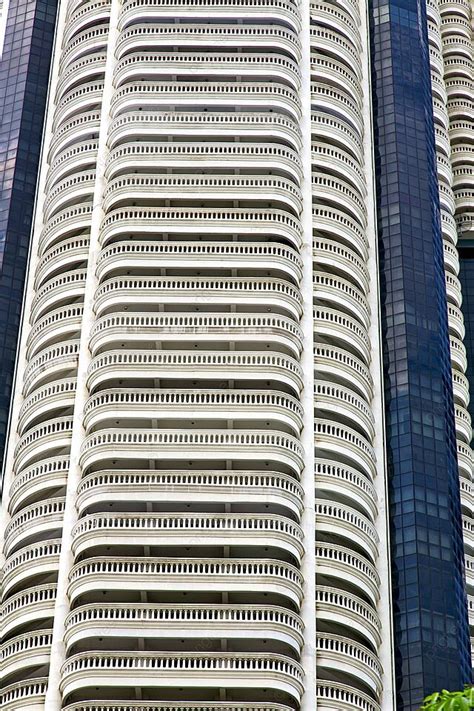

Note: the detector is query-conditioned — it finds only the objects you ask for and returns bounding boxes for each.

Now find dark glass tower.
[370,0,472,707]
[0,0,58,478]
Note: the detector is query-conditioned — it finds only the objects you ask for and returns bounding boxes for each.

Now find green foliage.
[420,687,474,710]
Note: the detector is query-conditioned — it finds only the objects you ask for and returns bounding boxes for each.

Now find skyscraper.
[1,0,474,710]
[0,0,59,477]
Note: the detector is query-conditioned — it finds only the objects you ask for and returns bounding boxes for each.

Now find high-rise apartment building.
[1,0,474,710]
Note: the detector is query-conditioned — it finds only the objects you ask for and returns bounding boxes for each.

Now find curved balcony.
[310,27,361,77]
[31,270,87,323]
[453,168,474,195]
[96,239,302,284]
[429,46,445,77]
[55,51,107,104]
[313,205,368,260]
[59,26,109,75]
[455,404,472,443]
[450,335,468,372]
[465,555,474,590]
[455,189,474,215]
[87,349,304,395]
[45,140,98,194]
[435,125,451,157]
[8,457,70,516]
[36,236,89,288]
[441,210,458,243]
[1,584,57,639]
[314,271,369,327]
[63,604,304,653]
[65,0,111,44]
[312,0,360,21]
[437,153,453,186]
[114,52,300,90]
[1,631,52,682]
[315,418,376,481]
[312,111,363,165]
[18,378,77,436]
[119,0,300,28]
[313,142,365,196]
[23,340,80,397]
[2,539,61,598]
[89,313,304,359]
[450,144,474,169]
[39,204,92,255]
[446,44,474,68]
[26,304,83,359]
[79,428,304,477]
[13,417,73,474]
[314,237,369,294]
[315,501,378,562]
[71,512,304,561]
[463,515,474,553]
[316,586,381,650]
[110,82,300,122]
[458,441,473,479]
[438,182,457,214]
[443,239,460,275]
[311,81,363,136]
[3,497,65,557]
[312,174,366,232]
[43,170,96,222]
[103,173,302,216]
[83,389,303,435]
[452,370,470,408]
[314,343,373,402]
[108,110,301,150]
[94,276,302,321]
[447,97,474,122]
[316,543,380,605]
[52,82,104,135]
[428,21,442,52]
[314,307,370,365]
[447,303,465,339]
[441,16,471,40]
[48,111,101,164]
[1,678,48,711]
[433,97,450,131]
[68,557,304,607]
[460,479,473,513]
[76,470,304,518]
[316,459,377,521]
[316,633,383,697]
[105,142,301,183]
[316,681,381,711]
[446,272,462,308]
[312,54,362,108]
[426,0,441,21]
[60,652,304,703]
[315,381,374,441]
[449,119,474,144]
[99,207,302,250]
[312,0,362,48]
[115,24,300,60]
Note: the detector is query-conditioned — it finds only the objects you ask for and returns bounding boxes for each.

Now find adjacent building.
[0,0,59,477]
[1,1,474,710]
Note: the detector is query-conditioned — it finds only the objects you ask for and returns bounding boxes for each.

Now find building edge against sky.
[0,0,473,710]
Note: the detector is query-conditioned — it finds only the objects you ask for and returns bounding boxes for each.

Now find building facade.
[0,1,474,710]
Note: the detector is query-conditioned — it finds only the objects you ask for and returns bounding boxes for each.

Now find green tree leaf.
[420,688,474,710]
